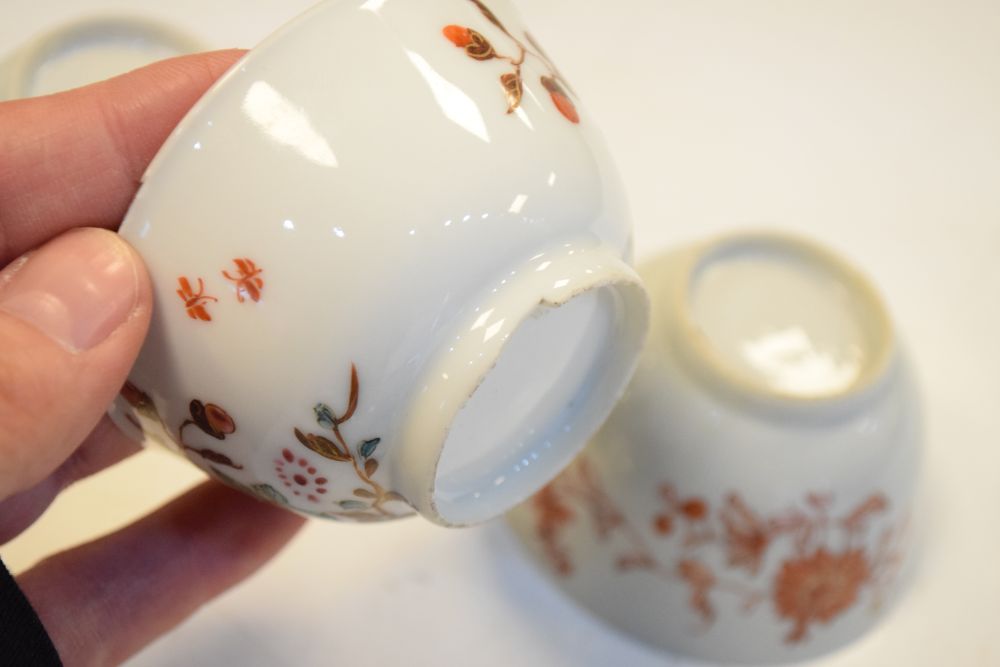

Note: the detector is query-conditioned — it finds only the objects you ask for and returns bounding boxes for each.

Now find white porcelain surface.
[508,231,923,663]
[0,15,204,101]
[5,1,996,665]
[108,0,648,526]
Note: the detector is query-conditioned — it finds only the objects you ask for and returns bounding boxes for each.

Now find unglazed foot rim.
[396,241,649,526]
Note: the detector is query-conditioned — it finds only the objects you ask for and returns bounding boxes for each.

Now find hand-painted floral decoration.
[183,399,237,440]
[210,465,289,508]
[288,364,409,521]
[529,457,907,645]
[443,0,580,123]
[275,449,329,503]
[118,366,412,522]
[179,400,241,468]
[119,380,157,433]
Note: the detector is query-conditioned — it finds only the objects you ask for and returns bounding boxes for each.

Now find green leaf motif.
[359,438,380,459]
[209,467,287,508]
[251,484,288,506]
[314,403,336,429]
[340,512,386,523]
[339,499,369,511]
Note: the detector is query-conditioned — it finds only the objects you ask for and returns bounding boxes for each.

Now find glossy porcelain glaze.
[109,0,649,526]
[0,16,204,101]
[508,231,922,663]
[689,245,870,396]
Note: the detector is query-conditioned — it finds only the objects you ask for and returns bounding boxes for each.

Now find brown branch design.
[291,364,409,520]
[442,0,579,123]
[121,382,241,471]
[119,364,411,522]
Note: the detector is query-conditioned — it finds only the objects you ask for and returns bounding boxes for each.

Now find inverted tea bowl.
[0,15,204,101]
[109,0,649,526]
[508,231,922,663]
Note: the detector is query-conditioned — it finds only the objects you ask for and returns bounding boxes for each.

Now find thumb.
[0,228,151,497]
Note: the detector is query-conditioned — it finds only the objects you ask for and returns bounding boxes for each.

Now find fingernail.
[0,229,140,351]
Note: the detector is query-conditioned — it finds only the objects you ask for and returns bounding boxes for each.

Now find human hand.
[0,50,305,666]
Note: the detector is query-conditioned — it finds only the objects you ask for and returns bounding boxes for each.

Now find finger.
[17,482,307,667]
[0,227,151,499]
[0,417,141,545]
[0,49,245,266]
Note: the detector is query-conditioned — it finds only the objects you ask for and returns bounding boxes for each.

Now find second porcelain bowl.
[0,15,204,101]
[508,231,922,663]
[109,0,648,527]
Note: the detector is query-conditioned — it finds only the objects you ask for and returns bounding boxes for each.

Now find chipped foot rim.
[397,242,649,526]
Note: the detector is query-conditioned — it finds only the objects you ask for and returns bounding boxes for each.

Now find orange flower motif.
[443,24,473,47]
[528,472,902,646]
[441,5,579,122]
[652,513,673,536]
[120,381,149,410]
[841,494,889,534]
[721,494,771,575]
[773,548,871,643]
[188,399,236,440]
[680,498,708,521]
[678,559,716,623]
[178,399,241,469]
[443,25,494,60]
[573,458,624,539]
[533,484,576,575]
[541,76,579,124]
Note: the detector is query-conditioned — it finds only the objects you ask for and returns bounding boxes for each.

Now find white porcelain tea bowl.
[108,0,649,527]
[508,230,922,663]
[0,15,204,101]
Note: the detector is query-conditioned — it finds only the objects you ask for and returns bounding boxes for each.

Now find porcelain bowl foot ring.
[395,242,649,526]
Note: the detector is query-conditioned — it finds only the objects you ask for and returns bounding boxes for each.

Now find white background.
[3,1,999,665]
